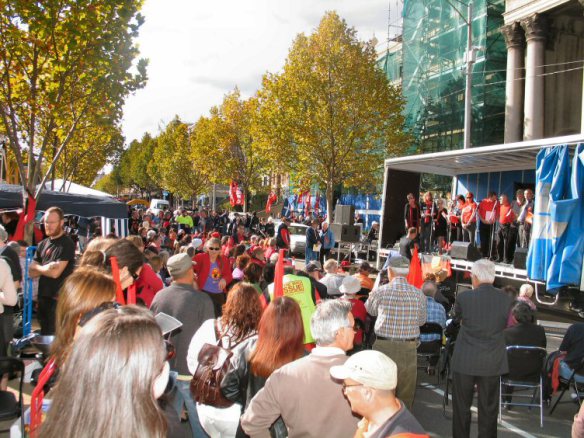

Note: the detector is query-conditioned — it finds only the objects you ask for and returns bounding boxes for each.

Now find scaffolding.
[380,0,507,154]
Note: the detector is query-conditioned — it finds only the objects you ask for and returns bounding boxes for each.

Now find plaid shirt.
[365,276,427,339]
[420,297,446,342]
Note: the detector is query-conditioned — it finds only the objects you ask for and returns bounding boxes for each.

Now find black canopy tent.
[0,184,129,236]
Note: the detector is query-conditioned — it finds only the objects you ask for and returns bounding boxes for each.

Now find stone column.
[521,14,548,140]
[502,22,525,143]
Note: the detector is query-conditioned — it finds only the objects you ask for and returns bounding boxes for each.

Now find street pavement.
[413,332,575,437]
[297,257,577,437]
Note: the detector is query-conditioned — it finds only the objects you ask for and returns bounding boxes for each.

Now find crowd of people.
[0,200,583,438]
[403,189,535,263]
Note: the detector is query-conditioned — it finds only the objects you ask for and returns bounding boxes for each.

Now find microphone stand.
[429,201,435,254]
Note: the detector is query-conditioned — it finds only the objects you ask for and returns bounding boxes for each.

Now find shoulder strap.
[214,319,225,347]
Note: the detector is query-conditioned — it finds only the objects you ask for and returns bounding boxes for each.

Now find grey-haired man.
[365,256,426,409]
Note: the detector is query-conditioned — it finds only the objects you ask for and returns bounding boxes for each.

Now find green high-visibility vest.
[270,274,316,344]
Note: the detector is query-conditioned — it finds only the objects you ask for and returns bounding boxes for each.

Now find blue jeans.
[305,246,317,262]
[560,361,584,384]
[170,372,208,438]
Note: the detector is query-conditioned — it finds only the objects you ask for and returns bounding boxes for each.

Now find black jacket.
[452,284,514,376]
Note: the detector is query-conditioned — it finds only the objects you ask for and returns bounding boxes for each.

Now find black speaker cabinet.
[330,223,360,243]
[513,247,528,270]
[334,205,355,225]
[450,241,481,262]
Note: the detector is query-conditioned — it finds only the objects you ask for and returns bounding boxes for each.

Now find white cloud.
[121,0,400,143]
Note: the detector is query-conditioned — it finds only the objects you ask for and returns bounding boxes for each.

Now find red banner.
[229,181,237,207]
[229,181,245,207]
[304,192,311,215]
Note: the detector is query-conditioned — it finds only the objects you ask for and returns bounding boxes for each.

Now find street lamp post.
[463,1,474,150]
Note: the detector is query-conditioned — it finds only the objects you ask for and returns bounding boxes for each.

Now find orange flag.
[407,247,424,289]
[274,249,285,298]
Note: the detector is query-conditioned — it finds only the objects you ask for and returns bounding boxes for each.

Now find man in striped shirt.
[365,256,427,409]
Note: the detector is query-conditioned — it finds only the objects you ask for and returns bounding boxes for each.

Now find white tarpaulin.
[42,179,114,198]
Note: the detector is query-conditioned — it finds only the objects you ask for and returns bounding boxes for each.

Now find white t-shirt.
[0,259,17,314]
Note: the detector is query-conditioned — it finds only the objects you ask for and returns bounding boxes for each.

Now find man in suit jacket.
[451,259,513,438]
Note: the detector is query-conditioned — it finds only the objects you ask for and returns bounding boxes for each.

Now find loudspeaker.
[513,248,528,270]
[330,223,360,243]
[334,205,355,225]
[450,241,481,262]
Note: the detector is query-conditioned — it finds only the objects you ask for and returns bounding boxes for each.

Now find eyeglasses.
[342,382,363,392]
[208,247,221,251]
[79,301,121,327]
[165,340,176,361]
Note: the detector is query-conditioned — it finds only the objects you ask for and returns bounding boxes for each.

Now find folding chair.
[417,322,443,384]
[499,345,547,427]
[0,357,25,433]
[550,356,584,414]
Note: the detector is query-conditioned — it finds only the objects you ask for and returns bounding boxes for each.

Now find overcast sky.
[121,0,403,143]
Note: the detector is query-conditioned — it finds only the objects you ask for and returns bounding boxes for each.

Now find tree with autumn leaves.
[257,11,409,216]
[107,11,410,216]
[0,0,147,205]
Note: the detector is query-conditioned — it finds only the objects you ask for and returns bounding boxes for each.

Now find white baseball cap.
[339,276,361,295]
[330,350,398,391]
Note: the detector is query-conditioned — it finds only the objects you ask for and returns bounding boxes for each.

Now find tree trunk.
[21,189,35,245]
[326,183,334,223]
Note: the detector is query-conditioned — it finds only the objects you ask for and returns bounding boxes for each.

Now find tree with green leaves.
[0,0,147,214]
[118,133,159,196]
[257,11,410,217]
[150,116,208,201]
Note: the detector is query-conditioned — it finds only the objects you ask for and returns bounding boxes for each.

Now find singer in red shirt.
[496,194,518,264]
[477,192,499,258]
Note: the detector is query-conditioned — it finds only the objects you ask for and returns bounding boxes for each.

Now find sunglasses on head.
[79,302,121,327]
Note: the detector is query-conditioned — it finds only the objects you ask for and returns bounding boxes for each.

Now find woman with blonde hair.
[193,237,233,316]
[40,306,169,438]
[50,268,117,366]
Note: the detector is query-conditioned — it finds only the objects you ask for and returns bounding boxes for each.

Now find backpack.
[190,320,253,408]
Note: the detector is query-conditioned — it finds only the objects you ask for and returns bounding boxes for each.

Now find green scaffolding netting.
[380,0,507,154]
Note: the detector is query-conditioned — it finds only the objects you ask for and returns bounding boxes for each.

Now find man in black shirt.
[29,207,75,335]
[559,323,584,381]
[399,228,419,260]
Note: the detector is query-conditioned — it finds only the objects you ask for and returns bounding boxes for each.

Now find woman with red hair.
[221,296,305,438]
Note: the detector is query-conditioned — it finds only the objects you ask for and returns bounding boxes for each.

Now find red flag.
[305,192,311,215]
[229,181,238,207]
[273,249,285,298]
[407,247,424,289]
[265,192,277,213]
[314,194,320,212]
[13,195,37,241]
[297,191,304,205]
[110,256,126,305]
